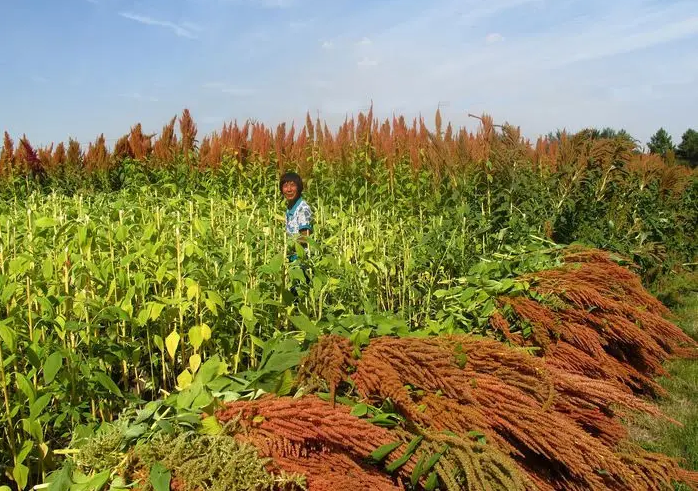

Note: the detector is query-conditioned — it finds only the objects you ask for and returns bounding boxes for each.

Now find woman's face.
[282,181,299,201]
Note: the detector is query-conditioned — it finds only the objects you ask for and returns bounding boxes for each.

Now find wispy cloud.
[6,0,698,147]
[485,33,504,44]
[180,21,203,33]
[357,57,378,67]
[273,0,698,143]
[119,12,199,39]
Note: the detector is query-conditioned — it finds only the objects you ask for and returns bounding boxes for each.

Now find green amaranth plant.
[0,150,695,489]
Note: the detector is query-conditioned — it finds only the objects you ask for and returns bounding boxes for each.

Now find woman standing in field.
[280,171,313,261]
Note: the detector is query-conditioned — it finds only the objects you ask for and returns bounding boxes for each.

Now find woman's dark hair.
[279,171,303,195]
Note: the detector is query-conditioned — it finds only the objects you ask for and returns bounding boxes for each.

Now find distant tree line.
[647,128,698,169]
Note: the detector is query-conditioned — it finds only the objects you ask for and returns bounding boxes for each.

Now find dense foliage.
[0,109,696,489]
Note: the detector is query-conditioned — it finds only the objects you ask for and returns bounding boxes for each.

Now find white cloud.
[272,0,698,144]
[485,32,504,44]
[456,0,543,25]
[119,12,198,39]
[357,57,378,67]
[180,21,203,33]
[24,0,698,147]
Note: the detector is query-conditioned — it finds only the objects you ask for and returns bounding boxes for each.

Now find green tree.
[576,127,639,146]
[647,128,675,158]
[677,128,698,169]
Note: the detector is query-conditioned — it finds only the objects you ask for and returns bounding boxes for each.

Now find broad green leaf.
[420,444,448,479]
[122,423,148,441]
[199,415,223,435]
[411,454,427,487]
[177,369,193,390]
[275,369,295,396]
[0,282,17,306]
[370,441,402,462]
[433,289,449,298]
[165,330,180,360]
[94,372,123,397]
[350,403,369,417]
[26,345,42,370]
[150,302,165,321]
[204,298,218,315]
[12,463,29,490]
[156,420,175,435]
[289,314,320,340]
[149,462,171,491]
[22,417,43,441]
[205,290,224,307]
[30,392,53,419]
[135,401,163,424]
[186,280,200,301]
[189,354,202,373]
[260,349,304,374]
[108,476,131,490]
[200,324,211,341]
[240,305,255,322]
[175,380,203,409]
[153,334,164,352]
[136,307,151,327]
[188,325,203,350]
[0,322,17,353]
[196,356,221,386]
[386,435,423,472]
[44,352,64,384]
[71,470,110,491]
[16,440,33,465]
[35,216,59,228]
[9,255,33,276]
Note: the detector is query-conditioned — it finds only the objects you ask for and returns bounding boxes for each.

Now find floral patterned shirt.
[285,198,313,237]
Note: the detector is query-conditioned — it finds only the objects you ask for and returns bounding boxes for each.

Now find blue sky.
[1,0,697,149]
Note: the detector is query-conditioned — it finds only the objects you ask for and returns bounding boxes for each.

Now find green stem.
[0,340,17,461]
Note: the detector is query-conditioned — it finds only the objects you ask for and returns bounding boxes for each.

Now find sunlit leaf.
[189,354,202,373]
[177,369,193,390]
[165,331,180,360]
[188,326,203,350]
